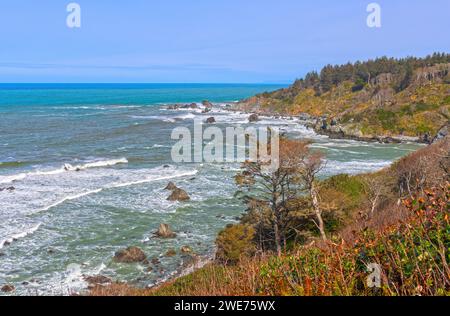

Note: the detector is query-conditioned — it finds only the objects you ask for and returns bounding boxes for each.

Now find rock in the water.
[202,100,213,108]
[1,186,15,192]
[165,249,177,257]
[164,182,178,191]
[1,284,15,293]
[205,117,216,124]
[180,246,193,254]
[155,223,176,238]
[167,188,190,202]
[84,275,112,285]
[248,114,259,122]
[113,246,148,263]
[151,257,161,265]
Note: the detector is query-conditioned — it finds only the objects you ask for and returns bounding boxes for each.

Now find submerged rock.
[167,188,190,202]
[155,223,176,238]
[113,246,148,263]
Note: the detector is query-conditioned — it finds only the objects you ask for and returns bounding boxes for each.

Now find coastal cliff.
[235,53,450,143]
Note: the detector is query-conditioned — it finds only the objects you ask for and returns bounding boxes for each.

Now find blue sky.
[0,0,449,83]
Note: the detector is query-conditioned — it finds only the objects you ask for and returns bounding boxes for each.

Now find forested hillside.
[237,53,450,141]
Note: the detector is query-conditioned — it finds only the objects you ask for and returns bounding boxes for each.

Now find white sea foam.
[0,222,42,249]
[0,158,128,184]
[323,159,391,175]
[38,189,104,212]
[36,168,198,212]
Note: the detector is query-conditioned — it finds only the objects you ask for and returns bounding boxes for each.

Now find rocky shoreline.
[86,99,444,295]
[219,102,447,145]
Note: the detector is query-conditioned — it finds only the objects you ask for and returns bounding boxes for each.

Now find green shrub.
[414,102,439,112]
[216,224,256,264]
[375,110,398,131]
[443,95,450,105]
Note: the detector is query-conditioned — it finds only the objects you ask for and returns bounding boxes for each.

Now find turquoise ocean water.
[0,84,422,295]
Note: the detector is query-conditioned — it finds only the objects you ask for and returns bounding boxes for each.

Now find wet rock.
[84,275,112,285]
[205,117,216,124]
[113,246,148,263]
[164,182,178,191]
[167,104,181,110]
[189,103,198,109]
[1,186,15,192]
[0,252,4,257]
[167,188,190,202]
[432,122,449,143]
[165,249,177,257]
[181,246,193,254]
[298,113,311,120]
[155,223,176,238]
[163,165,170,168]
[202,108,212,113]
[202,100,213,108]
[248,114,259,122]
[1,284,15,293]
[151,257,161,265]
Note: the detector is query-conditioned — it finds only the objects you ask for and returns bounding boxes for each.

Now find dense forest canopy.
[266,52,450,98]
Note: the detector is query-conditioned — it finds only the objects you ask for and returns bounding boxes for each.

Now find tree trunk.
[273,219,282,256]
[310,183,327,241]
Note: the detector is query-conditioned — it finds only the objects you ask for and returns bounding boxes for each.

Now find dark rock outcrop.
[151,257,161,265]
[0,186,15,192]
[205,117,216,124]
[248,114,259,122]
[181,246,193,254]
[155,223,176,238]
[165,249,177,257]
[84,275,112,285]
[113,246,148,263]
[1,285,15,293]
[167,188,190,202]
[202,100,213,108]
[164,182,177,191]
[432,122,449,143]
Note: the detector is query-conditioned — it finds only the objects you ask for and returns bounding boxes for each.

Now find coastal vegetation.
[91,135,449,296]
[90,54,449,297]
